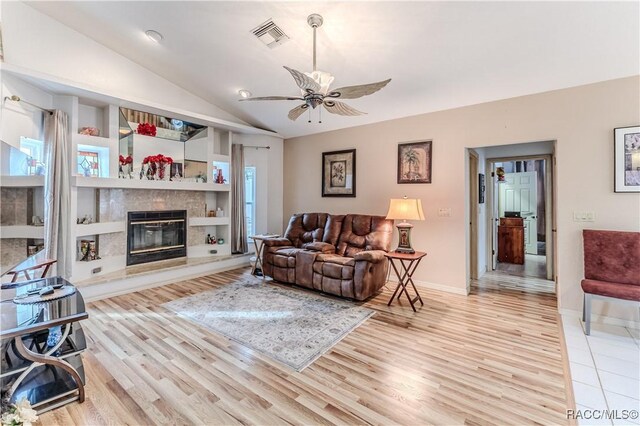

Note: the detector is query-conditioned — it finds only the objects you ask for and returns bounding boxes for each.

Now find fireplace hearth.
[127,210,187,266]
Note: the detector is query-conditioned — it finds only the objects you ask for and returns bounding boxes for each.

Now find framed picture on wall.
[397,140,432,183]
[614,125,640,192]
[322,149,356,197]
[479,173,485,203]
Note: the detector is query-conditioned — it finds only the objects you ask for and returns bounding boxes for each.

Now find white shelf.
[189,217,230,226]
[74,133,115,148]
[0,225,44,239]
[0,176,45,187]
[75,221,125,237]
[211,154,230,163]
[72,176,230,192]
[188,244,230,257]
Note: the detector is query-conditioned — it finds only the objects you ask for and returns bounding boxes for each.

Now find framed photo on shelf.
[614,125,640,193]
[322,149,356,197]
[397,140,432,184]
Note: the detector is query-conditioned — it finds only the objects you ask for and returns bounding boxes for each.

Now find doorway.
[488,155,554,283]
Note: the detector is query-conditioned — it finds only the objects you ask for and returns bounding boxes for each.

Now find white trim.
[80,256,251,302]
[559,308,640,330]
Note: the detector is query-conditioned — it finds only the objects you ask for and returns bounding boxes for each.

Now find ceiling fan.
[240,13,391,123]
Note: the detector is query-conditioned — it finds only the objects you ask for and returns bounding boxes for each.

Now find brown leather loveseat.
[262,213,393,300]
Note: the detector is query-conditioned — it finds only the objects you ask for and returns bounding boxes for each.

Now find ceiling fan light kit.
[240,13,391,123]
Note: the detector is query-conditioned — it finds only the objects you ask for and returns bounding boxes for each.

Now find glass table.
[1,276,88,413]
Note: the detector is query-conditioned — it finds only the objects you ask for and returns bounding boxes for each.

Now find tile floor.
[561,315,640,425]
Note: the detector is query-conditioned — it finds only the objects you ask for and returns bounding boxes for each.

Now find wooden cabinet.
[498,217,524,264]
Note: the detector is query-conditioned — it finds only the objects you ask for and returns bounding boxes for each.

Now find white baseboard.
[559,308,640,330]
[388,278,468,296]
[81,256,251,302]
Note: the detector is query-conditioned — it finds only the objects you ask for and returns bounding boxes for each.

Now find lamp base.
[394,222,415,254]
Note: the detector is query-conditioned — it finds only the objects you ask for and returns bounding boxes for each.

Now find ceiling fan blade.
[323,100,365,116]
[239,96,304,101]
[283,66,321,93]
[327,78,391,99]
[287,104,309,121]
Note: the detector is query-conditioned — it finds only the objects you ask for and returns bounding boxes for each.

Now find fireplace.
[127,210,187,266]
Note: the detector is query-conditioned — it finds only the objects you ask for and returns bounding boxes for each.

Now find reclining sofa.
[262,213,393,300]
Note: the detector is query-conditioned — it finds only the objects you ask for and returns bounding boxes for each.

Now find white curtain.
[44,110,72,278]
[231,143,247,254]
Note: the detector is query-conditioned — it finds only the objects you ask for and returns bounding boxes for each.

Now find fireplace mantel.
[72,176,229,192]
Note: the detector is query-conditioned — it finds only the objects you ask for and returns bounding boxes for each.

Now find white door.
[499,172,538,255]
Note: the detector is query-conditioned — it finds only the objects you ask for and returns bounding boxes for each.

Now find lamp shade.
[386,198,425,221]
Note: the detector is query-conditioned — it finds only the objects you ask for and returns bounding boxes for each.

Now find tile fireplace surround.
[98,189,207,258]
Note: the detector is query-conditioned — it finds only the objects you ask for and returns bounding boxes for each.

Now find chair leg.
[584,293,592,335]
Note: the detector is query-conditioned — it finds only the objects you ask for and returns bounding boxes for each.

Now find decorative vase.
[146,163,156,180]
[158,163,166,181]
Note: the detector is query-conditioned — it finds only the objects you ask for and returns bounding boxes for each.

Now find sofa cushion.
[581,279,640,302]
[302,242,335,253]
[583,230,640,286]
[274,247,305,257]
[315,254,355,266]
[283,213,328,248]
[336,214,393,257]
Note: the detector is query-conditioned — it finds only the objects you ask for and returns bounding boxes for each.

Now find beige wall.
[284,76,640,323]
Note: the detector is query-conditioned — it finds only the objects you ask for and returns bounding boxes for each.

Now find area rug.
[162,281,374,371]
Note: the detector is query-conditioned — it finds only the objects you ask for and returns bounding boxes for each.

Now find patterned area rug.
[162,281,374,371]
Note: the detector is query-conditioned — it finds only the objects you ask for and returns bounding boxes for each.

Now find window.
[9,137,45,176]
[77,150,100,177]
[245,166,256,237]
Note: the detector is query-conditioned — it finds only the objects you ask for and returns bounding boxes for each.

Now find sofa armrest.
[263,237,293,247]
[353,250,387,264]
[302,242,336,254]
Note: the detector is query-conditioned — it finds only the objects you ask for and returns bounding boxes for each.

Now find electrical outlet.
[438,208,452,217]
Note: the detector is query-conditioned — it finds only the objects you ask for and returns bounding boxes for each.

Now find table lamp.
[385,196,425,254]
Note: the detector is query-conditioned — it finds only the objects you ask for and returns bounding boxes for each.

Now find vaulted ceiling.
[26,1,639,138]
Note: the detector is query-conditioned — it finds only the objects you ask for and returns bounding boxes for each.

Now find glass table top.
[0,277,87,339]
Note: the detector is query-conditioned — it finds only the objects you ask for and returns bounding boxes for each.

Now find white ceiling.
[26,1,639,139]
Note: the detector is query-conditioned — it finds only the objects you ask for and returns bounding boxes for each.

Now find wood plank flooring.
[40,267,569,425]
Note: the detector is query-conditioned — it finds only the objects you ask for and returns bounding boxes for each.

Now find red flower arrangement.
[142,154,173,180]
[137,122,157,137]
[119,155,133,166]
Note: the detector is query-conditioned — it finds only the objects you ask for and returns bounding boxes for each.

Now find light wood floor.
[40,267,569,425]
[496,254,548,280]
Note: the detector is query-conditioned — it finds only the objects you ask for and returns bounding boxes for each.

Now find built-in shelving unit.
[188,217,229,226]
[72,176,230,192]
[0,176,45,187]
[74,221,125,237]
[0,225,45,239]
[1,71,242,284]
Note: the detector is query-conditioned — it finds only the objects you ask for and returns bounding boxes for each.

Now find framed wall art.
[479,173,486,204]
[614,125,640,192]
[397,141,432,184]
[322,149,356,197]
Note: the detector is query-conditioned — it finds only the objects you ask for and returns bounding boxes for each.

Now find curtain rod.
[4,95,54,115]
[242,145,270,150]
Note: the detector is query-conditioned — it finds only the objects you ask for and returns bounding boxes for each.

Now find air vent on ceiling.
[251,19,289,49]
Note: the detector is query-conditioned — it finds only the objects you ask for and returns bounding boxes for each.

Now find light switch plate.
[438,208,452,217]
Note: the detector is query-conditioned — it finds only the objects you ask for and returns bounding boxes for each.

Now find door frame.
[485,154,555,282]
[468,149,479,281]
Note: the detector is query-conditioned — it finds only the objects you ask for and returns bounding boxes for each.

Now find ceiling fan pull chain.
[319,106,322,124]
[308,108,311,123]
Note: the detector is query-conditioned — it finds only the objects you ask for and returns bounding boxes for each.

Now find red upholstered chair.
[581,229,640,335]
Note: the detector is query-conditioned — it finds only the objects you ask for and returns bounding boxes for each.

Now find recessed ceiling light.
[238,89,252,98]
[145,30,163,43]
